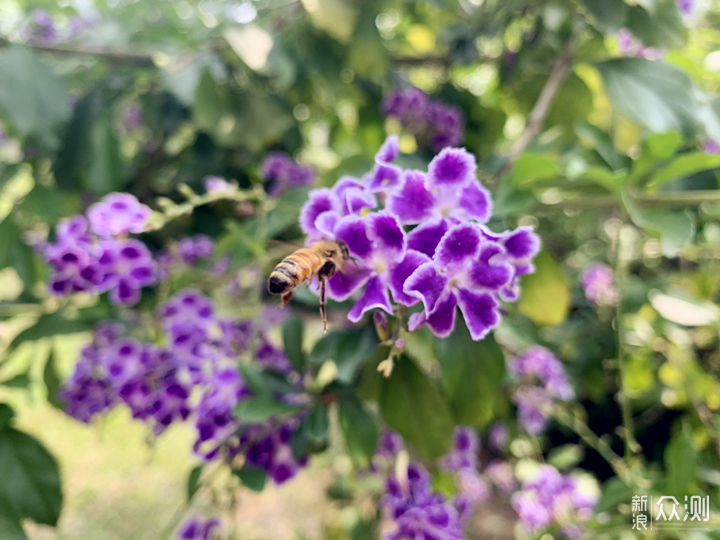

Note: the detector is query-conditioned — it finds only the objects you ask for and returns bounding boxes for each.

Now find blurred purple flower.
[87,193,151,236]
[581,263,618,306]
[260,151,316,196]
[677,0,694,15]
[27,9,57,45]
[488,422,509,452]
[123,106,142,130]
[177,516,221,540]
[204,175,235,194]
[703,139,720,154]
[511,465,597,538]
[382,87,464,150]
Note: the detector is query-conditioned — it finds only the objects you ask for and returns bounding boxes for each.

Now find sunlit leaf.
[518,251,570,326]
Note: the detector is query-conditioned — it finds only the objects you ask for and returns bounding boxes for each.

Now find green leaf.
[43,350,63,410]
[306,403,329,447]
[547,444,585,471]
[664,425,697,494]
[338,394,378,468]
[187,466,202,501]
[192,69,232,135]
[436,323,505,427]
[0,46,70,144]
[644,131,682,160]
[1,373,30,389]
[595,477,632,513]
[627,1,686,49]
[509,154,559,186]
[518,251,570,326]
[282,312,306,372]
[309,327,377,384]
[625,198,696,257]
[0,427,62,526]
[379,355,454,459]
[648,152,720,188]
[233,396,299,423]
[597,59,701,137]
[0,502,28,540]
[575,122,627,171]
[86,114,123,193]
[0,217,20,270]
[8,313,89,353]
[233,466,267,492]
[0,404,14,431]
[580,0,627,32]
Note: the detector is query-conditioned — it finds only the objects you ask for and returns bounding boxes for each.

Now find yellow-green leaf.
[518,251,569,326]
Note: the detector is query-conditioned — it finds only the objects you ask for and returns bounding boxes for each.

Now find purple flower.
[204,176,235,194]
[325,212,427,322]
[382,88,465,151]
[704,139,720,155]
[580,263,618,306]
[27,9,57,45]
[616,29,663,59]
[260,152,316,196]
[177,516,221,540]
[511,465,597,538]
[240,418,308,484]
[508,346,574,400]
[440,426,479,472]
[513,386,555,435]
[386,147,491,233]
[87,193,152,236]
[677,0,694,15]
[381,463,465,540]
[178,235,215,265]
[404,223,514,340]
[122,106,142,130]
[488,422,509,452]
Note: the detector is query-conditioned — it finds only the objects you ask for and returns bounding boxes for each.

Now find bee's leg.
[281,290,293,306]
[319,277,328,333]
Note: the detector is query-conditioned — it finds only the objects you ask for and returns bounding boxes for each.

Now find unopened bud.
[394,338,405,353]
[373,311,390,341]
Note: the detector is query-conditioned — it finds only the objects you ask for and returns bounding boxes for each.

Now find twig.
[0,37,158,66]
[613,220,641,456]
[377,305,407,377]
[493,38,576,183]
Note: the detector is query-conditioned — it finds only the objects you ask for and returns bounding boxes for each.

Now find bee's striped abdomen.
[268,249,323,295]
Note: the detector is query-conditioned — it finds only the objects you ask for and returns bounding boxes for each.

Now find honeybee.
[268,240,350,332]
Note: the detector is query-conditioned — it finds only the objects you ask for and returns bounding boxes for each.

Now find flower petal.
[427,147,476,188]
[407,218,449,258]
[314,211,342,240]
[457,181,492,223]
[375,135,399,163]
[469,243,513,291]
[386,170,436,224]
[299,188,340,237]
[367,211,406,259]
[348,275,393,322]
[435,223,482,270]
[335,216,373,260]
[387,249,430,306]
[502,227,541,260]
[409,292,458,338]
[342,187,377,215]
[327,263,373,301]
[404,262,448,314]
[456,288,500,341]
[367,163,402,192]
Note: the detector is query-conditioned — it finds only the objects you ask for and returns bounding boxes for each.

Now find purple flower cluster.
[677,0,694,15]
[59,322,191,432]
[177,515,221,540]
[26,9,57,45]
[581,263,618,307]
[260,152,316,196]
[41,194,156,305]
[617,29,663,60]
[298,138,540,341]
[508,346,573,435]
[511,465,598,539]
[60,288,309,485]
[381,463,466,540]
[382,87,464,150]
[156,235,226,280]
